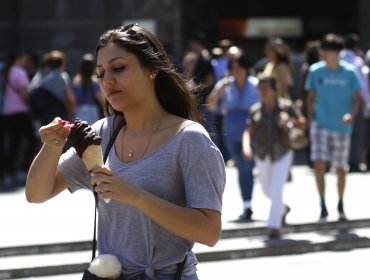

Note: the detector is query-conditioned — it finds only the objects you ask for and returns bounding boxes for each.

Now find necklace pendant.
[128,150,134,158]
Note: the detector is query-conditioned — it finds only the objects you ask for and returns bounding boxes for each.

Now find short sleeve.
[58,147,92,193]
[11,67,29,89]
[304,66,314,92]
[246,103,259,127]
[183,145,226,212]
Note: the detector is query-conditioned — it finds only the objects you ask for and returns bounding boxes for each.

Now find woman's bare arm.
[26,118,71,203]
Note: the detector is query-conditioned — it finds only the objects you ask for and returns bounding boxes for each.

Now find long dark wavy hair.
[95,24,200,122]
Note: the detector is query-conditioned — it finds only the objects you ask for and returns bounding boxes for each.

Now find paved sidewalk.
[14,247,370,280]
[223,165,370,227]
[1,165,370,247]
[0,164,370,279]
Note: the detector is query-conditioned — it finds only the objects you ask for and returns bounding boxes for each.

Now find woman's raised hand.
[39,117,74,148]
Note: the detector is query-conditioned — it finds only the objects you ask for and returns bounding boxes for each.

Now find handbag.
[82,118,186,280]
[286,121,308,150]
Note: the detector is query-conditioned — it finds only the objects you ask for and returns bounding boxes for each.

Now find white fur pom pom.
[88,254,122,279]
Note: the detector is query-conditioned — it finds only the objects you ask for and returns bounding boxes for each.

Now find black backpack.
[29,87,67,125]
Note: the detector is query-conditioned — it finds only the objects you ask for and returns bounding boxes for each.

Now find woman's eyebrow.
[96,56,126,68]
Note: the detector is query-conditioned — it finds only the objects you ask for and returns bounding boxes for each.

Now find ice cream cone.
[82,144,111,203]
[82,144,104,171]
[69,118,111,203]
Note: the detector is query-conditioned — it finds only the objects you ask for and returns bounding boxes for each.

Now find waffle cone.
[82,144,104,171]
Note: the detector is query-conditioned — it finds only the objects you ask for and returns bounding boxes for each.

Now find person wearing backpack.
[29,50,75,126]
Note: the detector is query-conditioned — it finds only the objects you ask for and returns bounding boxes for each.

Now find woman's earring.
[149,72,157,80]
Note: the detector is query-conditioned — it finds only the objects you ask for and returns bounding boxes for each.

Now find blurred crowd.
[1,30,370,238]
[0,50,105,189]
[183,32,370,234]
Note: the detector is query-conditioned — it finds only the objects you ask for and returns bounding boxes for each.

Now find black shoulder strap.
[91,118,125,260]
[174,256,187,280]
[103,119,126,162]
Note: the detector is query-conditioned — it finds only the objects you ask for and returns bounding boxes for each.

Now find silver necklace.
[123,114,164,160]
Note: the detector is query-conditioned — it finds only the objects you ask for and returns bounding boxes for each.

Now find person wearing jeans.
[225,139,255,218]
[207,51,260,222]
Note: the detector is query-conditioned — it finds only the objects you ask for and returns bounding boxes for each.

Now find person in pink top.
[2,51,37,188]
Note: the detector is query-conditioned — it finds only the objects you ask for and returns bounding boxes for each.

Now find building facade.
[1,0,369,73]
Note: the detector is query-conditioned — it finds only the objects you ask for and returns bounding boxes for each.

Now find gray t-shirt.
[58,116,226,279]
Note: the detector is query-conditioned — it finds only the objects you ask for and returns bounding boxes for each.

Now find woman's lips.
[108,89,121,97]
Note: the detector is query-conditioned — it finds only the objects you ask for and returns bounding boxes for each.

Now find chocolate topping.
[69,118,102,158]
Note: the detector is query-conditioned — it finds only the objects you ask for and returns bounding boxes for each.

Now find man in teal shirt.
[305,33,362,222]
